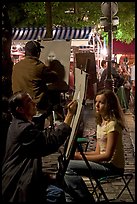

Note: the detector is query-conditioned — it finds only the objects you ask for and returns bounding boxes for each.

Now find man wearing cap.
[12,40,58,112]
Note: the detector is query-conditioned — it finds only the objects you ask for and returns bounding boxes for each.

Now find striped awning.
[12,27,92,41]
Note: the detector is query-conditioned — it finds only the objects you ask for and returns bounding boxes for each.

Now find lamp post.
[100,2,119,91]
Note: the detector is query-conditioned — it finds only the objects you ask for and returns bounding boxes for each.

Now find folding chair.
[76,141,135,202]
[88,172,135,202]
[77,137,90,152]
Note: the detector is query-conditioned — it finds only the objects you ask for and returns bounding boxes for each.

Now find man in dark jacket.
[2,91,77,202]
[99,60,124,92]
[12,41,58,111]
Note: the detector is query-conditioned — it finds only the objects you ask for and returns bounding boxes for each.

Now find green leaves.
[7,2,135,43]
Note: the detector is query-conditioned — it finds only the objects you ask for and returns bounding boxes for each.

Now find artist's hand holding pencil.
[67,100,78,115]
[64,100,78,126]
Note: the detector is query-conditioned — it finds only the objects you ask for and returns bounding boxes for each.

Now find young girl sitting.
[64,89,126,203]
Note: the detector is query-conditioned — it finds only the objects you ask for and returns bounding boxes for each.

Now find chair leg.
[89,177,101,201]
[88,173,135,202]
[116,174,135,202]
[78,143,109,202]
[89,177,110,202]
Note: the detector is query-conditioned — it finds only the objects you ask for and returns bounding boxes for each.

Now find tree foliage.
[115,2,135,43]
[6,2,135,43]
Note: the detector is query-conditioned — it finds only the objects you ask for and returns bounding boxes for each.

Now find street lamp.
[101,2,118,17]
[100,2,119,91]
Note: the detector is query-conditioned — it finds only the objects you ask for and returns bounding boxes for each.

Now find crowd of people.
[2,40,134,202]
[97,58,135,113]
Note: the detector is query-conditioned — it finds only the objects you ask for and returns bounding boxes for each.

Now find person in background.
[64,89,125,203]
[2,91,78,203]
[98,59,107,82]
[130,61,135,96]
[100,60,124,92]
[12,41,58,112]
[46,59,69,120]
[69,61,75,94]
[97,60,107,91]
[121,64,131,110]
[47,59,69,105]
[130,60,135,115]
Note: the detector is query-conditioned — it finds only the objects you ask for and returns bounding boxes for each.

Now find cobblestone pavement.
[42,104,135,202]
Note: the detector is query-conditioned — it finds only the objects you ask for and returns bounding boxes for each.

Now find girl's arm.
[74,141,100,160]
[74,131,119,162]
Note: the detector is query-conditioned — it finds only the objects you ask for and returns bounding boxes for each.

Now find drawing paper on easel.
[65,68,88,160]
[39,40,71,84]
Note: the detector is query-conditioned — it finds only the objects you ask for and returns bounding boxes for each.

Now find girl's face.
[95,94,107,116]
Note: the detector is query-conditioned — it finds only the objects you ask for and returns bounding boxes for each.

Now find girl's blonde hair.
[95,89,125,129]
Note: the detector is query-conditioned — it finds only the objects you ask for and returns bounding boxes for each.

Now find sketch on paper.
[65,68,88,160]
[39,40,71,84]
[47,51,57,62]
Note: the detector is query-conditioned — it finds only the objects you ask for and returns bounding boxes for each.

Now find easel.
[56,68,89,185]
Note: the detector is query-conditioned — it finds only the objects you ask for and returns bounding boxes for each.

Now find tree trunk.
[45,2,52,39]
[2,4,13,98]
[74,2,78,14]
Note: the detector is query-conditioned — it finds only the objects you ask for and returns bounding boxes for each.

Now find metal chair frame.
[77,141,135,202]
[89,172,135,202]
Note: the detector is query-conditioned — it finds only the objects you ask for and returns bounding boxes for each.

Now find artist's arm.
[64,100,78,126]
[74,131,119,162]
[21,100,77,157]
